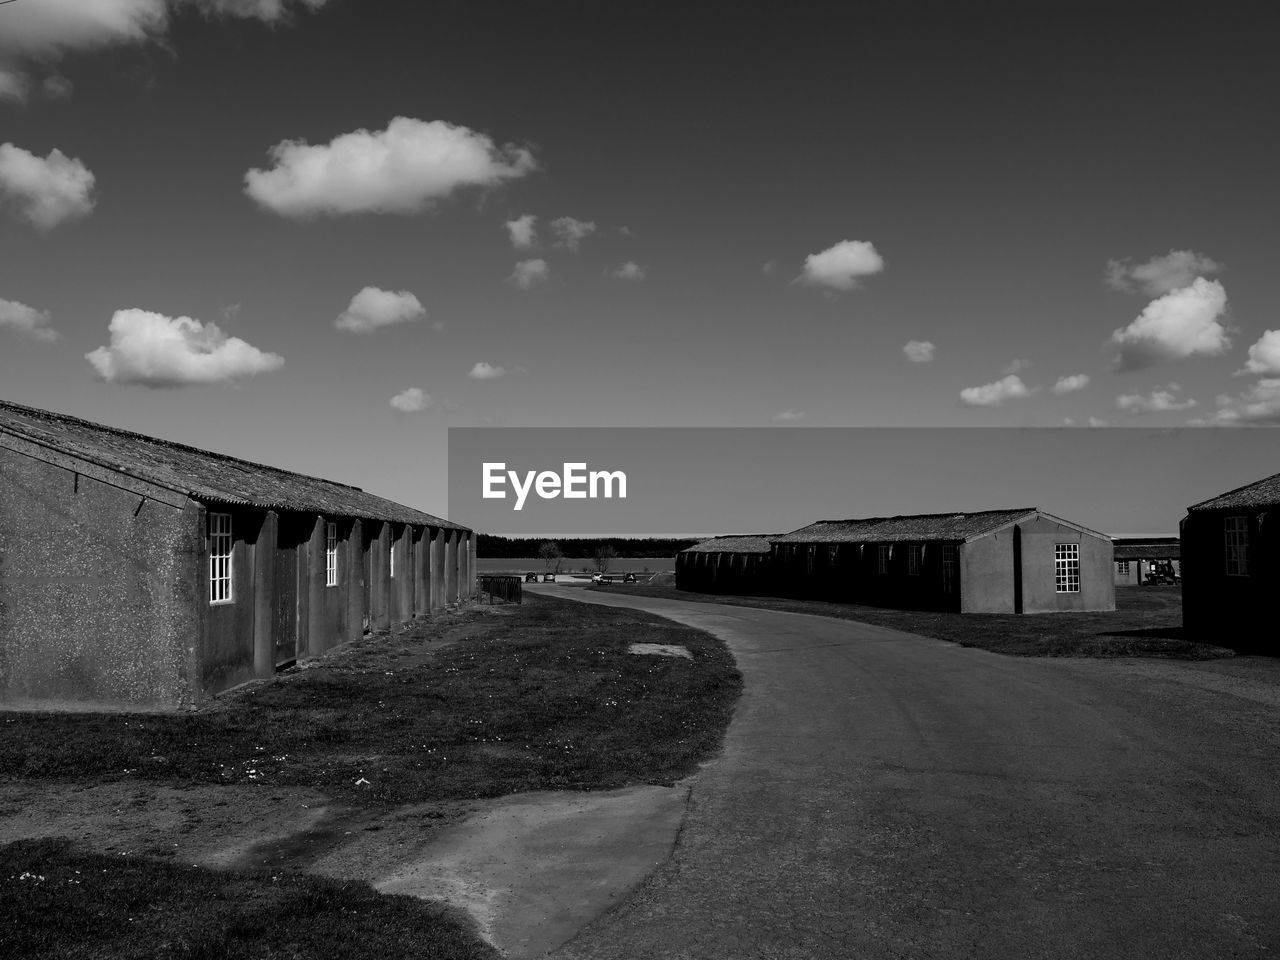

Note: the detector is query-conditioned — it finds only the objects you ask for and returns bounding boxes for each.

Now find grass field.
[476,557,674,577]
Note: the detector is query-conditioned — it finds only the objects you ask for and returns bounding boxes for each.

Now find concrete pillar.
[414,527,429,617]
[347,519,364,641]
[253,511,277,679]
[306,516,326,655]
[458,531,471,601]
[445,529,459,604]
[372,522,391,631]
[396,525,413,625]
[430,527,445,611]
[468,531,477,600]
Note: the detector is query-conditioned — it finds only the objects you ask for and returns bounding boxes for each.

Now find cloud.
[1192,379,1280,426]
[508,258,549,289]
[184,0,335,23]
[960,374,1031,407]
[86,308,284,387]
[1088,417,1111,427]
[1002,358,1031,375]
[771,409,805,422]
[551,216,596,250]
[1240,330,1280,375]
[799,240,884,291]
[389,387,432,413]
[1052,373,1090,394]
[1115,384,1197,414]
[902,340,934,363]
[40,75,74,99]
[1110,277,1230,370]
[761,260,777,276]
[609,261,647,281]
[0,297,60,342]
[334,286,424,334]
[1106,249,1222,297]
[244,117,536,217]
[0,144,96,230]
[469,361,505,380]
[504,213,537,248]
[0,69,30,103]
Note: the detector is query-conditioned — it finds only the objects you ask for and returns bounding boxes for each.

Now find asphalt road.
[532,585,1279,960]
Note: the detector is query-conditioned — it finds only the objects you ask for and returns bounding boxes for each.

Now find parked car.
[525,572,539,582]
[542,573,556,582]
[623,572,638,583]
[591,572,605,584]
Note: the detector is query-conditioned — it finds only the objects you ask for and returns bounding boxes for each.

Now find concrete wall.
[1182,509,1275,651]
[1016,517,1114,613]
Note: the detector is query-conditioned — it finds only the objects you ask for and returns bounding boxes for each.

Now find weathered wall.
[959,532,1016,613]
[0,445,200,708]
[1182,510,1274,651]
[1016,517,1114,613]
[199,506,263,695]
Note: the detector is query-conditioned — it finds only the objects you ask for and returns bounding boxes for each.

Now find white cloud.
[86,308,284,387]
[0,69,30,103]
[508,258,549,289]
[1240,330,1280,375]
[1088,417,1111,427]
[469,361,505,380]
[771,409,805,422]
[1106,250,1222,297]
[334,286,424,334]
[902,340,934,363]
[1115,384,1197,414]
[1002,358,1031,375]
[1192,379,1280,426]
[0,144,96,230]
[609,261,646,281]
[799,240,884,291]
[244,117,536,217]
[1110,277,1230,370]
[551,216,596,250]
[505,213,537,248]
[0,297,60,342]
[1052,373,1090,394]
[761,260,777,276]
[184,0,334,23]
[389,387,431,412]
[41,75,74,99]
[960,374,1031,407]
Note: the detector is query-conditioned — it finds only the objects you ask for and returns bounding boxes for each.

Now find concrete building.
[0,401,475,710]
[1112,537,1181,585]
[1181,471,1278,652]
[770,508,1114,613]
[675,535,776,594]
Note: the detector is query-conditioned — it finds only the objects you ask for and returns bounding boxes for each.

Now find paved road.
[532,585,1279,960]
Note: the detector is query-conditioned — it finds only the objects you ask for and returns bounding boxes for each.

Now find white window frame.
[325,522,339,587]
[1117,560,1130,576]
[1225,516,1249,576]
[907,544,922,576]
[1055,542,1080,593]
[209,512,233,604]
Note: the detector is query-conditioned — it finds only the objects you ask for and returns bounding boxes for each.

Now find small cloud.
[86,308,284,388]
[1115,384,1197,414]
[1002,357,1031,375]
[1088,417,1111,427]
[1240,330,1280,375]
[1191,379,1280,426]
[761,259,777,276]
[504,213,537,248]
[609,261,646,281]
[960,374,1031,407]
[1052,373,1090,395]
[618,225,631,236]
[389,387,432,412]
[469,361,505,380]
[244,117,536,217]
[431,318,446,333]
[1110,277,1230,370]
[0,297,60,342]
[40,75,74,100]
[551,216,596,250]
[335,286,425,334]
[0,143,96,231]
[798,240,884,291]
[0,69,29,104]
[1106,249,1222,297]
[902,340,934,363]
[508,258,549,289]
[771,409,805,422]
[184,1,337,23]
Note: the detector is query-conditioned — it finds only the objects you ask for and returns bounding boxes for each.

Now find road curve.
[532,584,1279,960]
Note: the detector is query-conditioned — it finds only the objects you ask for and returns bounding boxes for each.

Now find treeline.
[477,535,698,559]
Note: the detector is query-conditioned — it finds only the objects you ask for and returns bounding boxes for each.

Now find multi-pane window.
[941,545,957,594]
[1225,516,1249,576]
[1117,560,1130,576]
[877,544,890,574]
[209,513,232,603]
[325,522,339,587]
[1055,543,1080,593]
[907,544,922,576]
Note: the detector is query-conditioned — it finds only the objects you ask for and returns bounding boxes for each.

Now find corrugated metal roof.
[1187,470,1280,511]
[682,535,777,554]
[0,400,466,529]
[1113,540,1180,560]
[772,508,1041,544]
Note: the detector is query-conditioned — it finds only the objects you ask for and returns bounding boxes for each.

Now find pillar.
[372,522,391,631]
[253,511,277,679]
[306,516,326,655]
[445,529,459,604]
[347,518,364,641]
[430,526,445,611]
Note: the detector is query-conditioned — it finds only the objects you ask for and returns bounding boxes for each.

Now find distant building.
[1181,471,1278,651]
[1112,537,1181,585]
[0,401,475,710]
[675,535,776,594]
[769,508,1114,613]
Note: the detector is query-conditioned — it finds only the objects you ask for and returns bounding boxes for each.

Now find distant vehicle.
[591,573,605,584]
[542,573,556,582]
[623,572,638,583]
[525,572,539,582]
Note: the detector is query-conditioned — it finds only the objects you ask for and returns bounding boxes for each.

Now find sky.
[1,0,1278,532]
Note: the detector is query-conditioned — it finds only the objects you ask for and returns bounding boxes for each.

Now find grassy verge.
[589,582,1233,659]
[0,837,497,960]
[0,595,742,804]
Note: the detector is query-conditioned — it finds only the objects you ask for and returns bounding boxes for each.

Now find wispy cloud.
[609,261,647,281]
[0,297,60,342]
[508,258,549,289]
[771,408,805,422]
[551,216,596,250]
[1002,357,1031,375]
[1115,384,1196,414]
[86,308,284,387]
[469,361,506,380]
[504,213,537,248]
[798,239,884,291]
[1110,277,1230,370]
[1052,373,1090,395]
[389,387,432,412]
[1240,330,1280,375]
[335,286,425,334]
[1106,249,1222,297]
[902,340,934,363]
[244,117,535,217]
[1192,379,1280,426]
[0,143,95,230]
[960,374,1031,407]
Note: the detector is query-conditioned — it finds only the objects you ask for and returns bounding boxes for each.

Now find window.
[941,545,957,594]
[1225,516,1249,576]
[1117,560,1130,576]
[209,513,232,603]
[877,544,890,574]
[325,522,338,586]
[907,544,922,576]
[389,541,396,578]
[1055,543,1080,593]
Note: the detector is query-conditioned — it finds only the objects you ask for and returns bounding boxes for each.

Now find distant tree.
[593,544,617,574]
[537,540,563,574]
